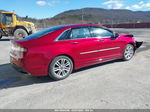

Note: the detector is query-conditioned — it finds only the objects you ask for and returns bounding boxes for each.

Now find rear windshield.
[21,26,65,41]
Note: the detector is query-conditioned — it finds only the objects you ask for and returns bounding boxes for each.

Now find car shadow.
[0,39,10,41]
[73,59,123,73]
[0,42,149,89]
[0,63,54,89]
[0,60,123,89]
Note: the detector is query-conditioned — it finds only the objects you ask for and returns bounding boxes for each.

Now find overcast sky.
[0,0,150,19]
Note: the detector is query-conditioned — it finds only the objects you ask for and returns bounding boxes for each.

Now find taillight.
[10,42,27,59]
[11,43,26,52]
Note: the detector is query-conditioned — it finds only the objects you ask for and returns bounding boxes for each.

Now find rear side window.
[21,26,65,41]
[70,28,91,39]
[57,28,91,41]
[90,27,113,38]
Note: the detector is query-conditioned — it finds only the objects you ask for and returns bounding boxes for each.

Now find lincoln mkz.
[10,24,143,80]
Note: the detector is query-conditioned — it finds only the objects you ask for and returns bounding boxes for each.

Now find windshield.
[21,25,65,41]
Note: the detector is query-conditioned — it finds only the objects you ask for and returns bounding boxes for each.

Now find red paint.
[10,24,136,76]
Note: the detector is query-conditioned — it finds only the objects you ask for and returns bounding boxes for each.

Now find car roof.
[55,24,105,29]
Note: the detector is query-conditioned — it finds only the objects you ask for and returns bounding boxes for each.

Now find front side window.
[5,14,12,25]
[2,14,13,25]
[90,27,113,38]
[70,28,91,39]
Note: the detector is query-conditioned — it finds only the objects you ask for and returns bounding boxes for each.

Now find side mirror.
[111,32,119,39]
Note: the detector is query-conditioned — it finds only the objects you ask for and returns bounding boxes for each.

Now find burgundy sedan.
[10,24,142,80]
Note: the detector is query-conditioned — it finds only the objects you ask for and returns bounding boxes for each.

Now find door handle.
[71,42,79,44]
[93,40,100,41]
[99,39,105,41]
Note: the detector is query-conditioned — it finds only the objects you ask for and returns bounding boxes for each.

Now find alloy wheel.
[53,58,71,77]
[49,56,73,80]
[124,44,134,60]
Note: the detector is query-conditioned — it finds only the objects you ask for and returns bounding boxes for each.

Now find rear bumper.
[136,41,143,49]
[10,55,48,76]
[10,55,27,74]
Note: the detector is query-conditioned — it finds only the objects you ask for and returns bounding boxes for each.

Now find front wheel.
[49,56,73,80]
[14,29,28,39]
[123,44,135,61]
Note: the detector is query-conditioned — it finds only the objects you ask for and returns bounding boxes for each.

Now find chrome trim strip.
[80,47,120,55]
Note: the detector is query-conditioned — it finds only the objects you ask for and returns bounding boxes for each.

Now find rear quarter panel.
[22,42,76,76]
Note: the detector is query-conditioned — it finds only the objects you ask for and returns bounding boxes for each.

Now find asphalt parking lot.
[0,28,150,109]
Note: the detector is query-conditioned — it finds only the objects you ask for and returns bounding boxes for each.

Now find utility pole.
[82,9,84,24]
[111,19,114,28]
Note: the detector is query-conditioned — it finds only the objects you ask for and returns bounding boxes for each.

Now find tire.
[14,28,28,39]
[123,44,135,61]
[49,56,73,80]
[0,33,2,39]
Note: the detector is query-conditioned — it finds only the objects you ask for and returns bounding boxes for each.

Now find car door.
[57,27,102,68]
[89,26,123,61]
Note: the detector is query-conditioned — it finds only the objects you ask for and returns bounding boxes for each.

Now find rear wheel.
[123,44,135,61]
[14,28,28,39]
[49,56,73,80]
